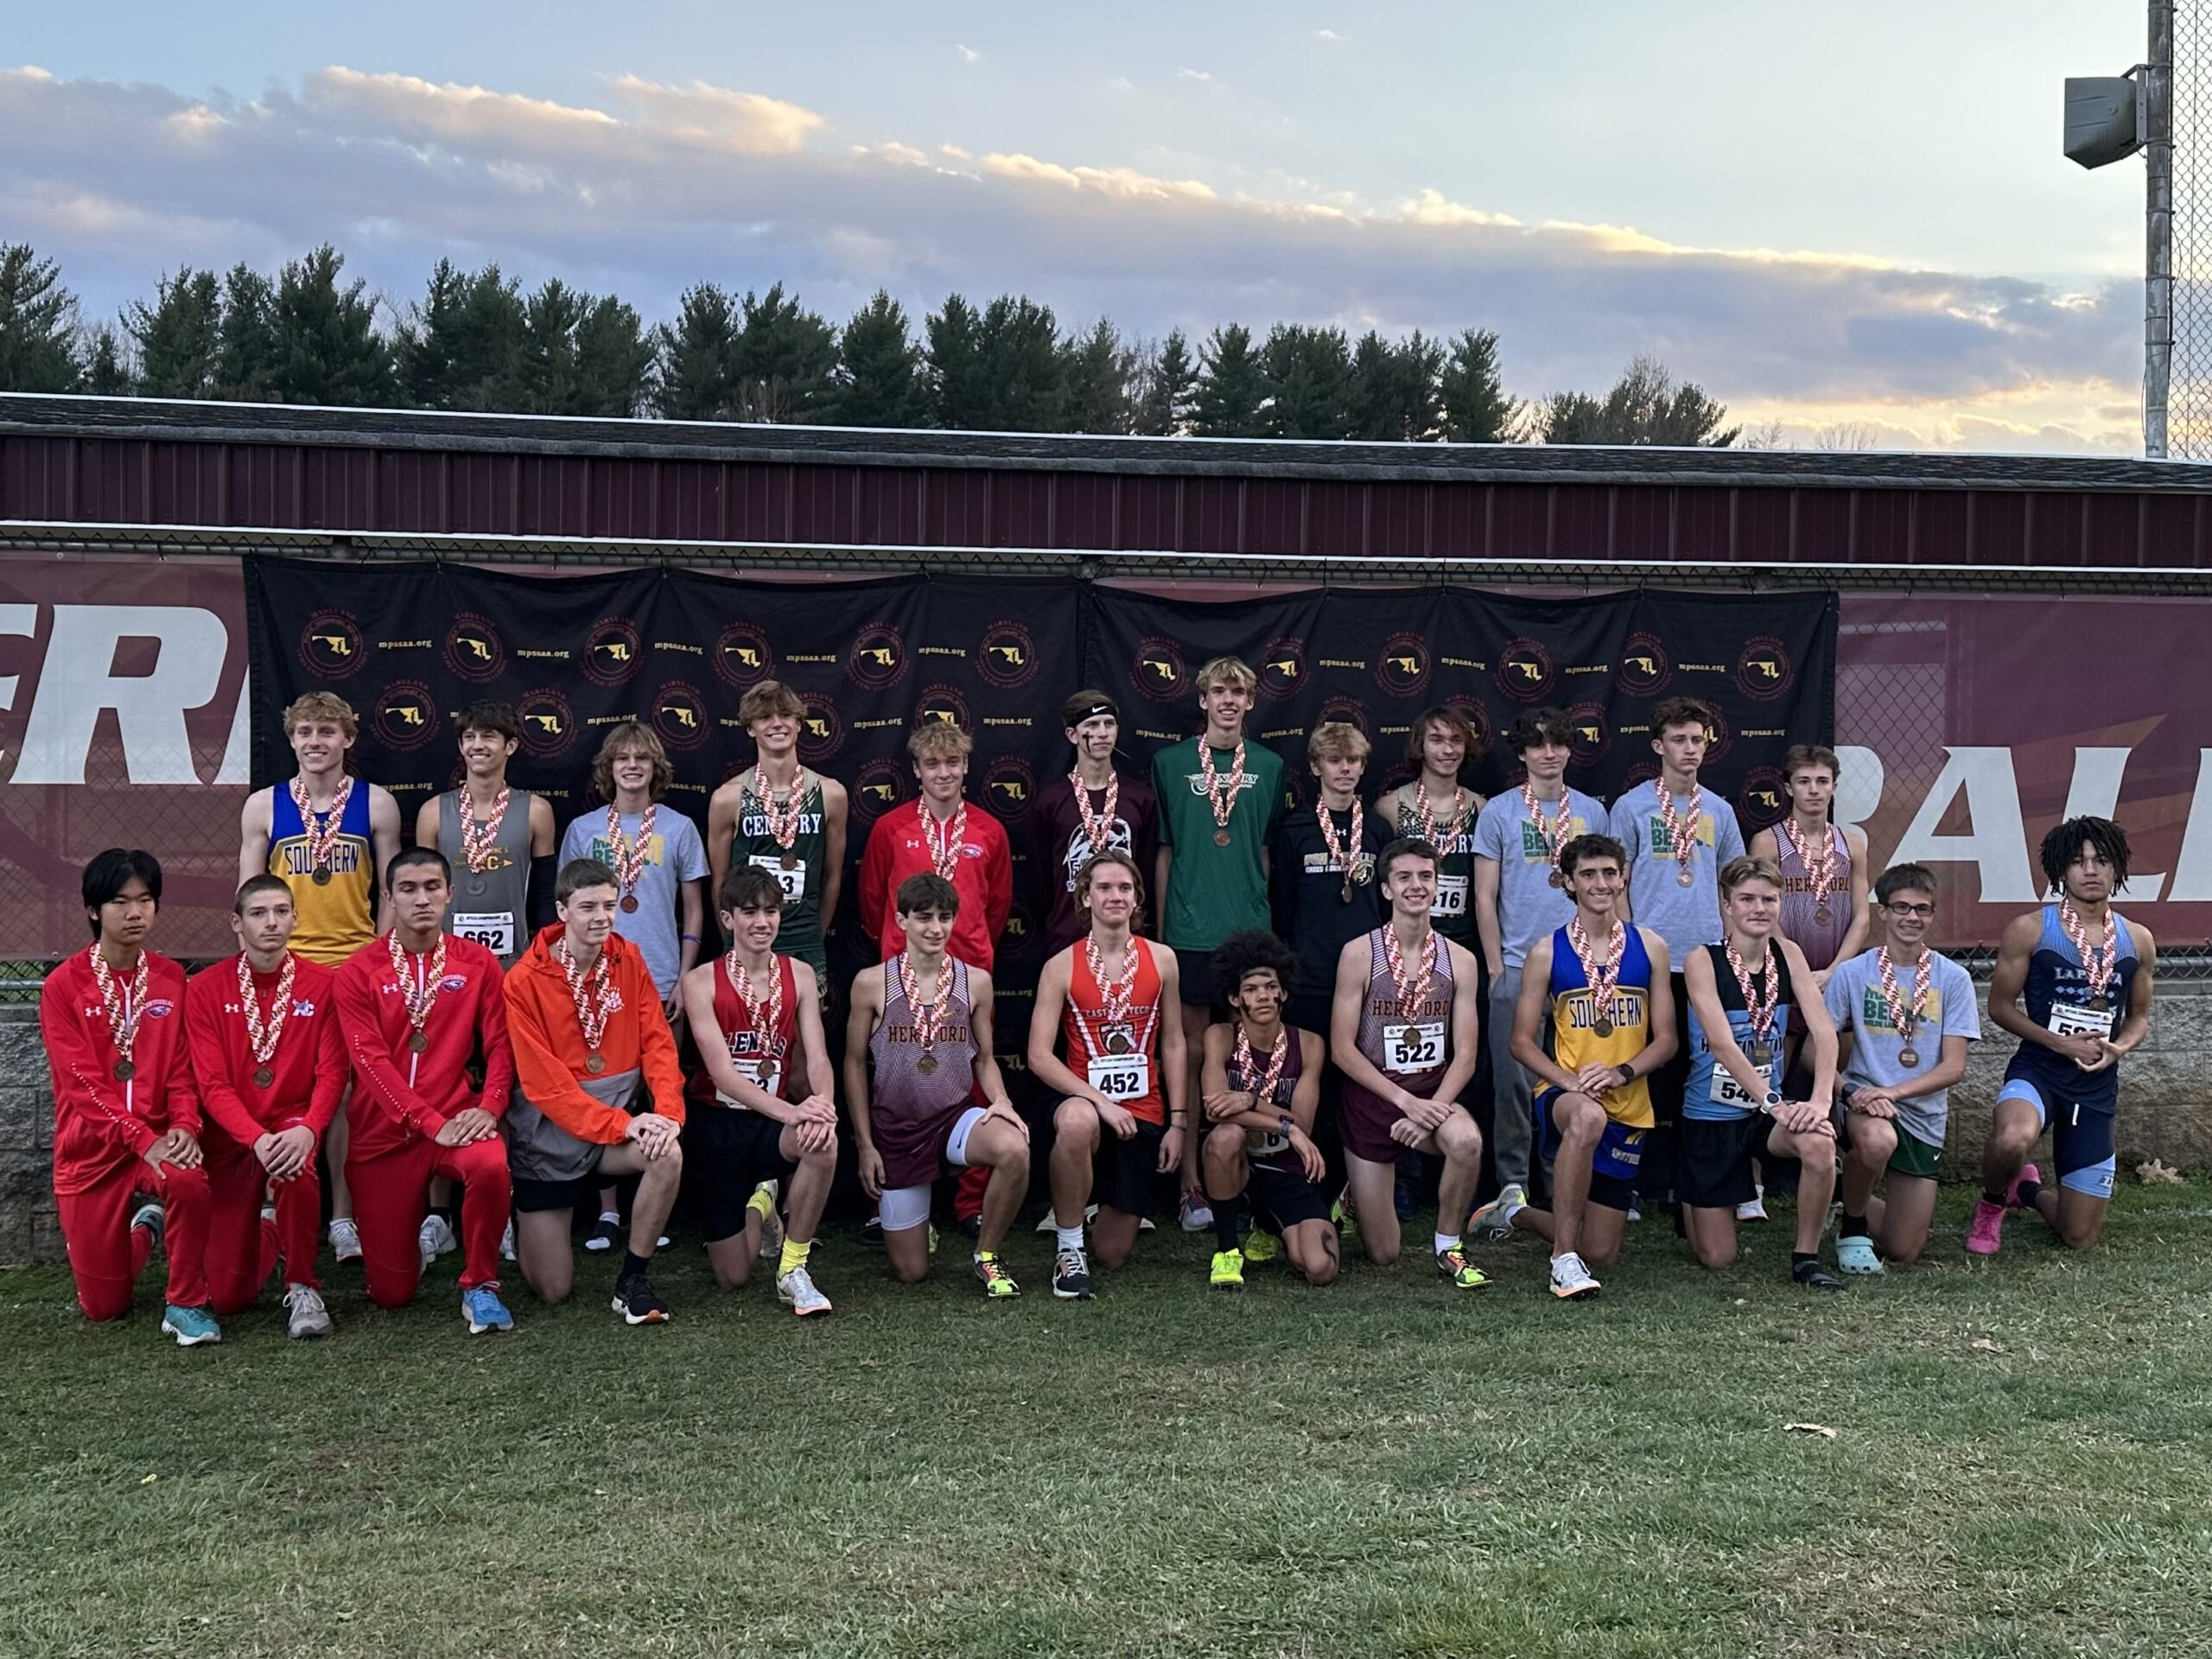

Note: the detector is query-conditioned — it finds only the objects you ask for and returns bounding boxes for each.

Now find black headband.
[1071,701,1118,722]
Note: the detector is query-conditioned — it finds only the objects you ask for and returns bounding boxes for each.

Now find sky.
[0,1,2160,451]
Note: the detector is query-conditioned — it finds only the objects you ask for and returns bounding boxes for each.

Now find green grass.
[5,1190,2212,1659]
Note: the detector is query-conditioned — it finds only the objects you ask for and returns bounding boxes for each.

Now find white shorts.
[878,1106,988,1233]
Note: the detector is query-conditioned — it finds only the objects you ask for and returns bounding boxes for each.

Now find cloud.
[1176,67,1214,82]
[1315,29,1344,41]
[0,62,2140,448]
[955,44,981,65]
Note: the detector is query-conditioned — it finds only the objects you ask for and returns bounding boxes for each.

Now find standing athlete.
[43,850,219,1344]
[1678,856,1842,1289]
[335,848,517,1334]
[1028,690,1160,956]
[1198,930,1336,1291]
[239,691,402,1263]
[1027,851,1189,1299]
[1471,706,1609,1236]
[1497,833,1675,1300]
[1821,864,1981,1270]
[1330,837,1490,1287]
[416,699,558,970]
[505,858,688,1324]
[1152,655,1287,1231]
[680,865,839,1316]
[187,876,346,1338]
[845,874,1032,1296]
[1274,721,1393,1040]
[706,680,849,989]
[1974,817,2156,1255]
[1382,704,1488,957]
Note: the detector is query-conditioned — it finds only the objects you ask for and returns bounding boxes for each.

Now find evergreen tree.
[1189,323,1266,437]
[397,261,525,411]
[570,293,655,417]
[1260,323,1353,440]
[1129,328,1196,436]
[1536,354,1737,447]
[925,293,989,429]
[1345,329,1444,442]
[1438,328,1516,442]
[270,245,392,405]
[0,244,83,393]
[80,324,134,396]
[214,264,281,401]
[654,283,741,420]
[728,282,837,422]
[971,295,1063,430]
[1058,317,1134,435]
[128,268,221,398]
[833,289,925,428]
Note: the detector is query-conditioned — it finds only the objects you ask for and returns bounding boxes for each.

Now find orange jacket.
[503,925,685,1145]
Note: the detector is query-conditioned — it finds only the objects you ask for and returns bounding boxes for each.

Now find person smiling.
[706,681,849,989]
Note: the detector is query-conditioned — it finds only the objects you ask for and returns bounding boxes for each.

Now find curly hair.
[2039,816,2132,893]
[1212,929,1301,1005]
[590,721,674,804]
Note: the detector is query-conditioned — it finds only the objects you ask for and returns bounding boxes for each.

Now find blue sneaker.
[462,1285,514,1335]
[160,1304,221,1346]
[131,1201,165,1255]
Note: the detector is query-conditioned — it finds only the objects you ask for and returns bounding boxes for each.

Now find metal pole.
[2148,0,2174,457]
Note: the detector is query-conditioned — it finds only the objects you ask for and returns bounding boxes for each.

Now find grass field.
[4,1187,2211,1659]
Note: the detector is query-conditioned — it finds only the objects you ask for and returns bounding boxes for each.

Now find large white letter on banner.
[9,606,230,785]
[1888,747,2039,904]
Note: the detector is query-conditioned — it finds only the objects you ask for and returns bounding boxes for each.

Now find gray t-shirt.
[558,805,708,999]
[1609,779,1745,967]
[1822,947,1981,1147]
[1470,786,1611,969]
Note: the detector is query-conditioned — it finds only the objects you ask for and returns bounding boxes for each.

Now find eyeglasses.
[1885,902,1936,919]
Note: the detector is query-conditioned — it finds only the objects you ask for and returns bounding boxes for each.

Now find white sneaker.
[1737,1186,1770,1224]
[499,1217,517,1262]
[283,1284,333,1338]
[777,1264,833,1317]
[753,1181,784,1261]
[1549,1251,1602,1300]
[418,1213,457,1269]
[1471,1183,1528,1240]
[328,1217,363,1262]
[1037,1203,1100,1233]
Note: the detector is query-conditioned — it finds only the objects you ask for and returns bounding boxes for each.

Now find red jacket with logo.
[41,946,198,1195]
[857,800,1012,970]
[334,933,513,1160]
[185,953,346,1149]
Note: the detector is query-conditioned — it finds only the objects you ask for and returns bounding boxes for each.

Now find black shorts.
[1249,1159,1332,1230]
[683,1106,795,1244]
[1174,947,1220,1009]
[1093,1118,1167,1217]
[1679,1116,1766,1211]
[512,1165,607,1215]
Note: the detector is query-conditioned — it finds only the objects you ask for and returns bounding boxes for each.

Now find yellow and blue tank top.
[1541,921,1655,1128]
[270,783,374,967]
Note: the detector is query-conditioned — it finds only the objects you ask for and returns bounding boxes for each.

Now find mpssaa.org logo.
[1735,637,1795,702]
[976,620,1040,691]
[1563,702,1611,767]
[1496,638,1554,703]
[373,680,440,752]
[444,614,506,683]
[1259,637,1308,702]
[1130,637,1188,702]
[582,617,645,688]
[652,681,710,751]
[1376,632,1433,699]
[848,622,909,690]
[715,621,774,689]
[1617,632,1671,698]
[983,754,1036,816]
[300,611,365,681]
[915,683,972,733]
[852,758,906,823]
[517,688,577,760]
[796,693,845,765]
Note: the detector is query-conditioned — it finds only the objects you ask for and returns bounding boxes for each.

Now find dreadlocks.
[2038,815,2132,894]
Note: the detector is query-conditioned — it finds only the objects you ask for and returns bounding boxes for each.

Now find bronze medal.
[1592,1016,1614,1039]
[253,1065,276,1089]
[1749,1041,1774,1068]
[408,1030,429,1054]
[1676,867,1694,888]
[312,866,333,887]
[467,875,486,897]
[620,893,640,914]
[585,1052,607,1076]
[112,1059,136,1083]
[2088,995,2108,1013]
[1548,869,1565,888]
[1815,903,1833,925]
[1213,828,1232,848]
[781,853,798,871]
[917,1050,939,1076]
[1898,1047,1920,1069]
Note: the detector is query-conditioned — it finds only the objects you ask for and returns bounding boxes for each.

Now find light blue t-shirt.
[1609,779,1745,967]
[1470,786,1611,969]
[558,805,708,999]
[1822,947,1981,1147]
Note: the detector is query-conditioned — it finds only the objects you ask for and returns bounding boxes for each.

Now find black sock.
[1213,1192,1249,1252]
[1840,1211,1869,1240]
[2014,1179,2042,1211]
[1982,1187,2009,1207]
[620,1250,651,1281]
[1790,1250,1818,1270]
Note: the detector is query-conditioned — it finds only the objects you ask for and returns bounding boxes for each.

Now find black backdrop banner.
[245,557,1835,1052]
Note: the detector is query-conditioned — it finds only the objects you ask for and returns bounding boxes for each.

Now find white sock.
[1433,1232,1461,1255]
[598,1210,621,1225]
[1055,1224,1084,1253]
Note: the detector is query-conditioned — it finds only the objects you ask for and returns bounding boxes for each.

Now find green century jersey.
[1150,737,1287,950]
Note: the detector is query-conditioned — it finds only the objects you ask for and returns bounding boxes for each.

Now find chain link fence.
[2175,0,2212,456]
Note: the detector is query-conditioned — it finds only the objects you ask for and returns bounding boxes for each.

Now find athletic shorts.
[684,1106,795,1244]
[1535,1089,1647,1213]
[1092,1119,1166,1218]
[878,1105,988,1233]
[1340,1077,1459,1166]
[1995,1075,2118,1198]
[512,1160,608,1215]
[1249,1158,1332,1230]
[1174,947,1220,1009]
[1679,1115,1766,1211]
[1836,1087,1945,1181]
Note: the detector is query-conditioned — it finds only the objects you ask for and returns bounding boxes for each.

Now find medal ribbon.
[2057,896,2118,1004]
[237,951,297,1068]
[1522,782,1572,866]
[1874,946,1932,1047]
[556,938,618,1053]
[460,787,511,873]
[753,766,805,852]
[604,804,656,902]
[89,946,150,1072]
[1074,936,1154,1065]
[1567,917,1625,1027]
[1722,938,1781,1053]
[1071,771,1121,860]
[291,775,353,878]
[896,951,956,1052]
[1317,805,1364,901]
[1658,784,1703,878]
[1415,780,1470,850]
[1783,818,1838,912]
[1199,739,1247,832]
[918,798,968,883]
[387,932,448,1046]
[725,950,785,1046]
[1233,1024,1289,1107]
[1382,926,1440,1020]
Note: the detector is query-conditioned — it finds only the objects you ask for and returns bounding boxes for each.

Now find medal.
[620,894,640,913]
[898,951,957,1066]
[89,944,151,1088]
[1783,818,1840,925]
[408,1031,429,1053]
[1658,783,1702,892]
[237,952,297,1091]
[2089,995,2108,1013]
[459,786,512,877]
[557,937,620,1065]
[781,854,798,872]
[1316,805,1363,904]
[312,867,333,887]
[1815,905,1832,925]
[1213,828,1232,848]
[290,775,353,889]
[1875,946,1934,1073]
[753,765,808,866]
[467,876,486,897]
[1749,1042,1775,1068]
[1199,738,1246,848]
[1071,771,1122,863]
[1677,868,1695,888]
[918,1052,939,1076]
[1898,1048,1920,1068]
[389,932,448,1057]
[253,1065,275,1089]
[918,797,969,883]
[586,1052,607,1075]
[605,803,656,918]
[1568,916,1626,1045]
[2057,895,2119,1012]
[1722,936,1782,1073]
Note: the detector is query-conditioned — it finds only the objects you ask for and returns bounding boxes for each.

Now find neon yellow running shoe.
[1210,1248,1246,1289]
[973,1252,1020,1299]
[1240,1228,1281,1264]
[1436,1243,1492,1290]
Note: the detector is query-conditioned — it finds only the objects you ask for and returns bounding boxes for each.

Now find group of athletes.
[44,652,2157,1344]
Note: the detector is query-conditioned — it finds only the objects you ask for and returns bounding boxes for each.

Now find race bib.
[748,854,807,902]
[451,912,515,958]
[2047,1002,2110,1040]
[1382,1021,1445,1074]
[1086,1056,1152,1101]
[715,1057,780,1105]
[1712,1065,1760,1108]
[1430,875,1469,918]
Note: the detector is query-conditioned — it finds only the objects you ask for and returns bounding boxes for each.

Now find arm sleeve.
[503,977,632,1145]
[1608,795,1642,863]
[476,969,516,1116]
[1942,963,1983,1039]
[527,854,559,933]
[41,986,156,1157]
[675,817,709,881]
[1471,802,1503,861]
[306,1003,346,1135]
[336,963,449,1140]
[184,981,264,1147]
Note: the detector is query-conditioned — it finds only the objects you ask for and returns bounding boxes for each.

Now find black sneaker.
[859,1213,886,1249]
[1052,1246,1094,1300]
[584,1212,620,1253]
[612,1272,671,1325]
[956,1213,982,1242]
[1791,1258,1844,1292]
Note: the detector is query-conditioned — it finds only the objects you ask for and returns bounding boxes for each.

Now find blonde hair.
[907,721,974,760]
[590,721,674,803]
[1193,655,1257,698]
[738,679,805,725]
[282,692,359,741]
[1307,721,1370,765]
[1718,855,1784,897]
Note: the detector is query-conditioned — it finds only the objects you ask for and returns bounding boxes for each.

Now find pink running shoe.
[1965,1198,2006,1255]
[2008,1163,2042,1207]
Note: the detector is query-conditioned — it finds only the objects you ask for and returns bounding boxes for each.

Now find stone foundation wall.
[3,984,2208,1265]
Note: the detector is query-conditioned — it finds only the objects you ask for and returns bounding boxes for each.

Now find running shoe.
[777,1265,833,1317]
[612,1273,671,1325]
[1210,1248,1246,1290]
[1791,1257,1845,1292]
[1548,1251,1601,1300]
[283,1285,333,1339]
[2008,1163,2042,1206]
[462,1285,514,1334]
[1332,1186,1357,1238]
[584,1211,621,1253]
[418,1213,457,1269]
[1737,1186,1770,1224]
[1965,1199,2007,1256]
[860,1213,886,1248]
[161,1304,222,1346]
[1436,1244,1492,1290]
[1037,1203,1100,1233]
[1834,1234,1884,1275]
[1393,1161,1421,1223]
[328,1217,363,1263]
[1471,1185,1526,1240]
[1052,1246,1095,1300]
[499,1218,517,1262]
[130,1201,165,1255]
[973,1252,1020,1299]
[1179,1190,1214,1233]
[751,1181,784,1262]
[1240,1228,1281,1265]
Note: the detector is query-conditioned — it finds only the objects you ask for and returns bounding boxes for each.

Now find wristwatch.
[1277,1113,1295,1139]
[1763,1090,1783,1112]
[1616,1063,1636,1086]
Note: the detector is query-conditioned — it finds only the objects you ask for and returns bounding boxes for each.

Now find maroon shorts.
[1339,1072,1457,1166]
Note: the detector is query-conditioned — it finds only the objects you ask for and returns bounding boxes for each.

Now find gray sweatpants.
[1487,966,1535,1189]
